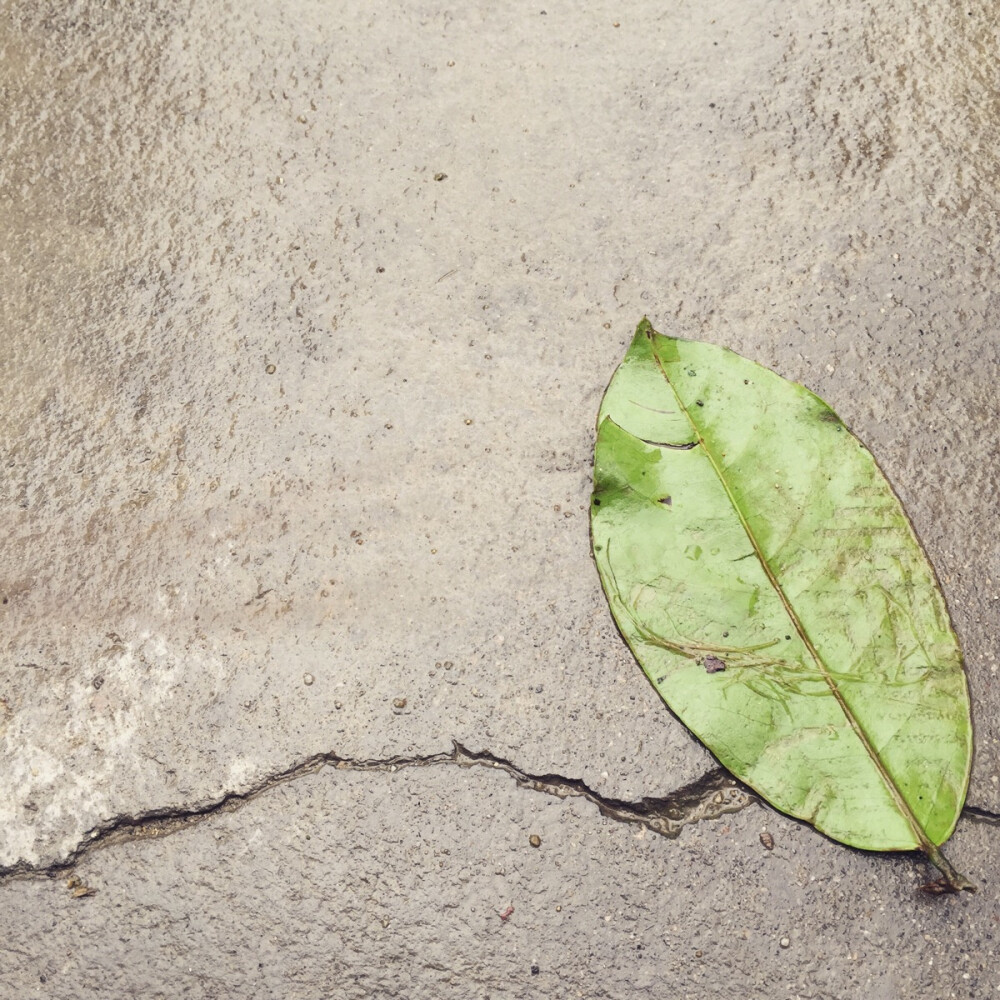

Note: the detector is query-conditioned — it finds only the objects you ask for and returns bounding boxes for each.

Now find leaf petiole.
[924,844,976,893]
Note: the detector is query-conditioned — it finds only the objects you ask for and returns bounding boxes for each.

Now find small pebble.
[780,936,790,949]
[529,834,541,848]
[759,831,775,850]
[393,698,407,709]
[303,673,314,686]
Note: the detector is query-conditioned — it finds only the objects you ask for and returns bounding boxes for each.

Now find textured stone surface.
[1,0,998,995]
[1,767,998,1000]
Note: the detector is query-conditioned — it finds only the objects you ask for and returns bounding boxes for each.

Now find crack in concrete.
[963,803,1000,826]
[0,742,754,881]
[5,741,994,883]
[455,743,754,835]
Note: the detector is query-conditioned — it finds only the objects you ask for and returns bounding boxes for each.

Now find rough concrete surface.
[1,1,998,996]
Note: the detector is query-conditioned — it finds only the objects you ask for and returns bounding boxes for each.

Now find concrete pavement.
[2,2,998,996]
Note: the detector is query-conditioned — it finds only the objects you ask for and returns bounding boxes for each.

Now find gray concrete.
[1,0,998,996]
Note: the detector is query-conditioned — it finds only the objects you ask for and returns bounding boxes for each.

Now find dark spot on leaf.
[637,435,698,451]
[659,496,672,506]
[703,656,726,673]
[818,410,841,424]
[744,379,750,385]
[696,400,704,407]
[687,369,696,376]
[593,497,601,506]
[722,631,729,637]
[785,635,791,640]
[657,675,666,683]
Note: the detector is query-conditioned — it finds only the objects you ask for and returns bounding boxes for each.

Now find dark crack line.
[1,748,347,882]
[0,743,753,882]
[455,744,752,835]
[5,742,995,884]
[963,803,1000,826]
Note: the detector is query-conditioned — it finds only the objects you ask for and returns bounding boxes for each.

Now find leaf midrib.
[649,340,934,856]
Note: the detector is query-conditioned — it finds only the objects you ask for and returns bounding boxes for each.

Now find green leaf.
[591,319,974,891]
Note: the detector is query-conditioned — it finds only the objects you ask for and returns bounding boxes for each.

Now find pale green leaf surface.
[591,320,972,870]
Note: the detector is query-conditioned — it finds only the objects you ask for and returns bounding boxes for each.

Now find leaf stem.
[926,844,976,893]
